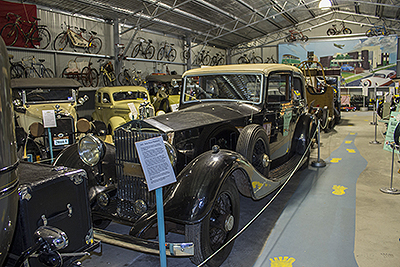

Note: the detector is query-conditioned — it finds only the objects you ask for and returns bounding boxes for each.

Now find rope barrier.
[198,121,319,267]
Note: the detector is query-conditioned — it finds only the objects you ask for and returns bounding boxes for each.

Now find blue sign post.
[156,187,167,267]
[135,136,177,267]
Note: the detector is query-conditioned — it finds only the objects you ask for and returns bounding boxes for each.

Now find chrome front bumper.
[94,228,194,256]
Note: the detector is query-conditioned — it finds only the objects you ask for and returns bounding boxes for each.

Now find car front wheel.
[185,177,240,267]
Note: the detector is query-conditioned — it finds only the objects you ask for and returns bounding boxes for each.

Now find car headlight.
[78,134,105,166]
[164,141,177,167]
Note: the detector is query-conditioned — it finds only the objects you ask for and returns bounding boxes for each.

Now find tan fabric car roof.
[183,63,302,77]
[11,78,82,89]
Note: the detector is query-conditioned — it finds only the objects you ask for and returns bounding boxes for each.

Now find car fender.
[292,113,314,155]
[163,148,245,224]
[132,148,288,237]
[108,116,127,132]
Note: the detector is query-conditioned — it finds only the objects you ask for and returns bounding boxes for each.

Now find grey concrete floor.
[79,111,400,267]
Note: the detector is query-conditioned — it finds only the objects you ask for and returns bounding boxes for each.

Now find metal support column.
[113,18,122,78]
[186,36,191,71]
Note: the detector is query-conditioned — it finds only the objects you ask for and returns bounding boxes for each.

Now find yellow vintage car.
[92,86,155,133]
[11,78,89,162]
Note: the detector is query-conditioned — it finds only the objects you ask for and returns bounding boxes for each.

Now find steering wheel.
[277,85,285,95]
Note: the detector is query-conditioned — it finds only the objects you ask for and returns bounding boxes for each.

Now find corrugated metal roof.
[20,0,400,49]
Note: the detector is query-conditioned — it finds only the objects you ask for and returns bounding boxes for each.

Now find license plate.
[54,138,69,146]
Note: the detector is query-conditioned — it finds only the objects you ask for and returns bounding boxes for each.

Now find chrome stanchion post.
[380,142,400,194]
[311,119,326,168]
[370,84,377,125]
[370,83,381,144]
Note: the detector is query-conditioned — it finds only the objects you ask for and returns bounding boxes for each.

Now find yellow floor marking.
[330,158,342,163]
[350,133,356,135]
[345,140,352,144]
[269,256,296,267]
[332,185,348,195]
[347,149,356,153]
[364,119,369,122]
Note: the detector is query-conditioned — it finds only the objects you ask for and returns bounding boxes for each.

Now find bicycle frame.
[5,14,38,46]
[67,29,89,48]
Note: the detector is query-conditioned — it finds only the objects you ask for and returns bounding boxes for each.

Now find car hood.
[145,102,261,132]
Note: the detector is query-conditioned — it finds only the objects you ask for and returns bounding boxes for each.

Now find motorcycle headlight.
[78,134,105,166]
[164,141,177,167]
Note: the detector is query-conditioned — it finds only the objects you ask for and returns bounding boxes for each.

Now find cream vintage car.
[11,78,89,162]
[92,86,155,134]
[146,74,181,115]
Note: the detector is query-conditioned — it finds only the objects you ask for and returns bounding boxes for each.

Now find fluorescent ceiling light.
[319,0,332,9]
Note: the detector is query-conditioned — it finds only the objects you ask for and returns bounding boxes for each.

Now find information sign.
[135,136,176,191]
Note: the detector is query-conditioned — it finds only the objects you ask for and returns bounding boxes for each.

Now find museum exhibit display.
[1,0,399,266]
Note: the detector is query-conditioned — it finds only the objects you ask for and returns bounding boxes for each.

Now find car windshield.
[113,91,148,101]
[373,73,386,78]
[25,88,74,103]
[183,74,262,104]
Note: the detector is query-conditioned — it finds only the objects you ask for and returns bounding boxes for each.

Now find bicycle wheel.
[326,28,336,36]
[53,32,68,51]
[202,54,211,65]
[43,68,54,78]
[1,23,18,46]
[103,73,111,86]
[217,57,225,66]
[145,45,155,59]
[10,64,25,79]
[131,44,141,58]
[342,28,352,34]
[252,56,263,64]
[237,56,249,64]
[118,70,131,86]
[210,56,217,66]
[167,48,177,62]
[87,37,102,54]
[24,67,38,78]
[31,27,51,49]
[82,67,99,87]
[157,47,165,61]
[182,50,189,60]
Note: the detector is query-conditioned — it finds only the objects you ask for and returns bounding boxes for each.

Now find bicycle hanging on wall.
[327,21,352,35]
[157,41,177,62]
[237,51,263,64]
[22,55,54,78]
[131,38,155,59]
[98,59,116,86]
[0,12,51,49]
[53,22,102,54]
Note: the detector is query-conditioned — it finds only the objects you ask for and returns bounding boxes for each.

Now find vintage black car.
[55,64,315,266]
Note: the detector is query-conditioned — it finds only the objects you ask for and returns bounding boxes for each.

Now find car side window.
[103,93,111,103]
[96,93,101,103]
[267,73,291,103]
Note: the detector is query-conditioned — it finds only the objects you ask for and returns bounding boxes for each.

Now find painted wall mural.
[278,36,398,88]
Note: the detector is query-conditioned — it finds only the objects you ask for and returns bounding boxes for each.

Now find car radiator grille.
[114,128,164,220]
